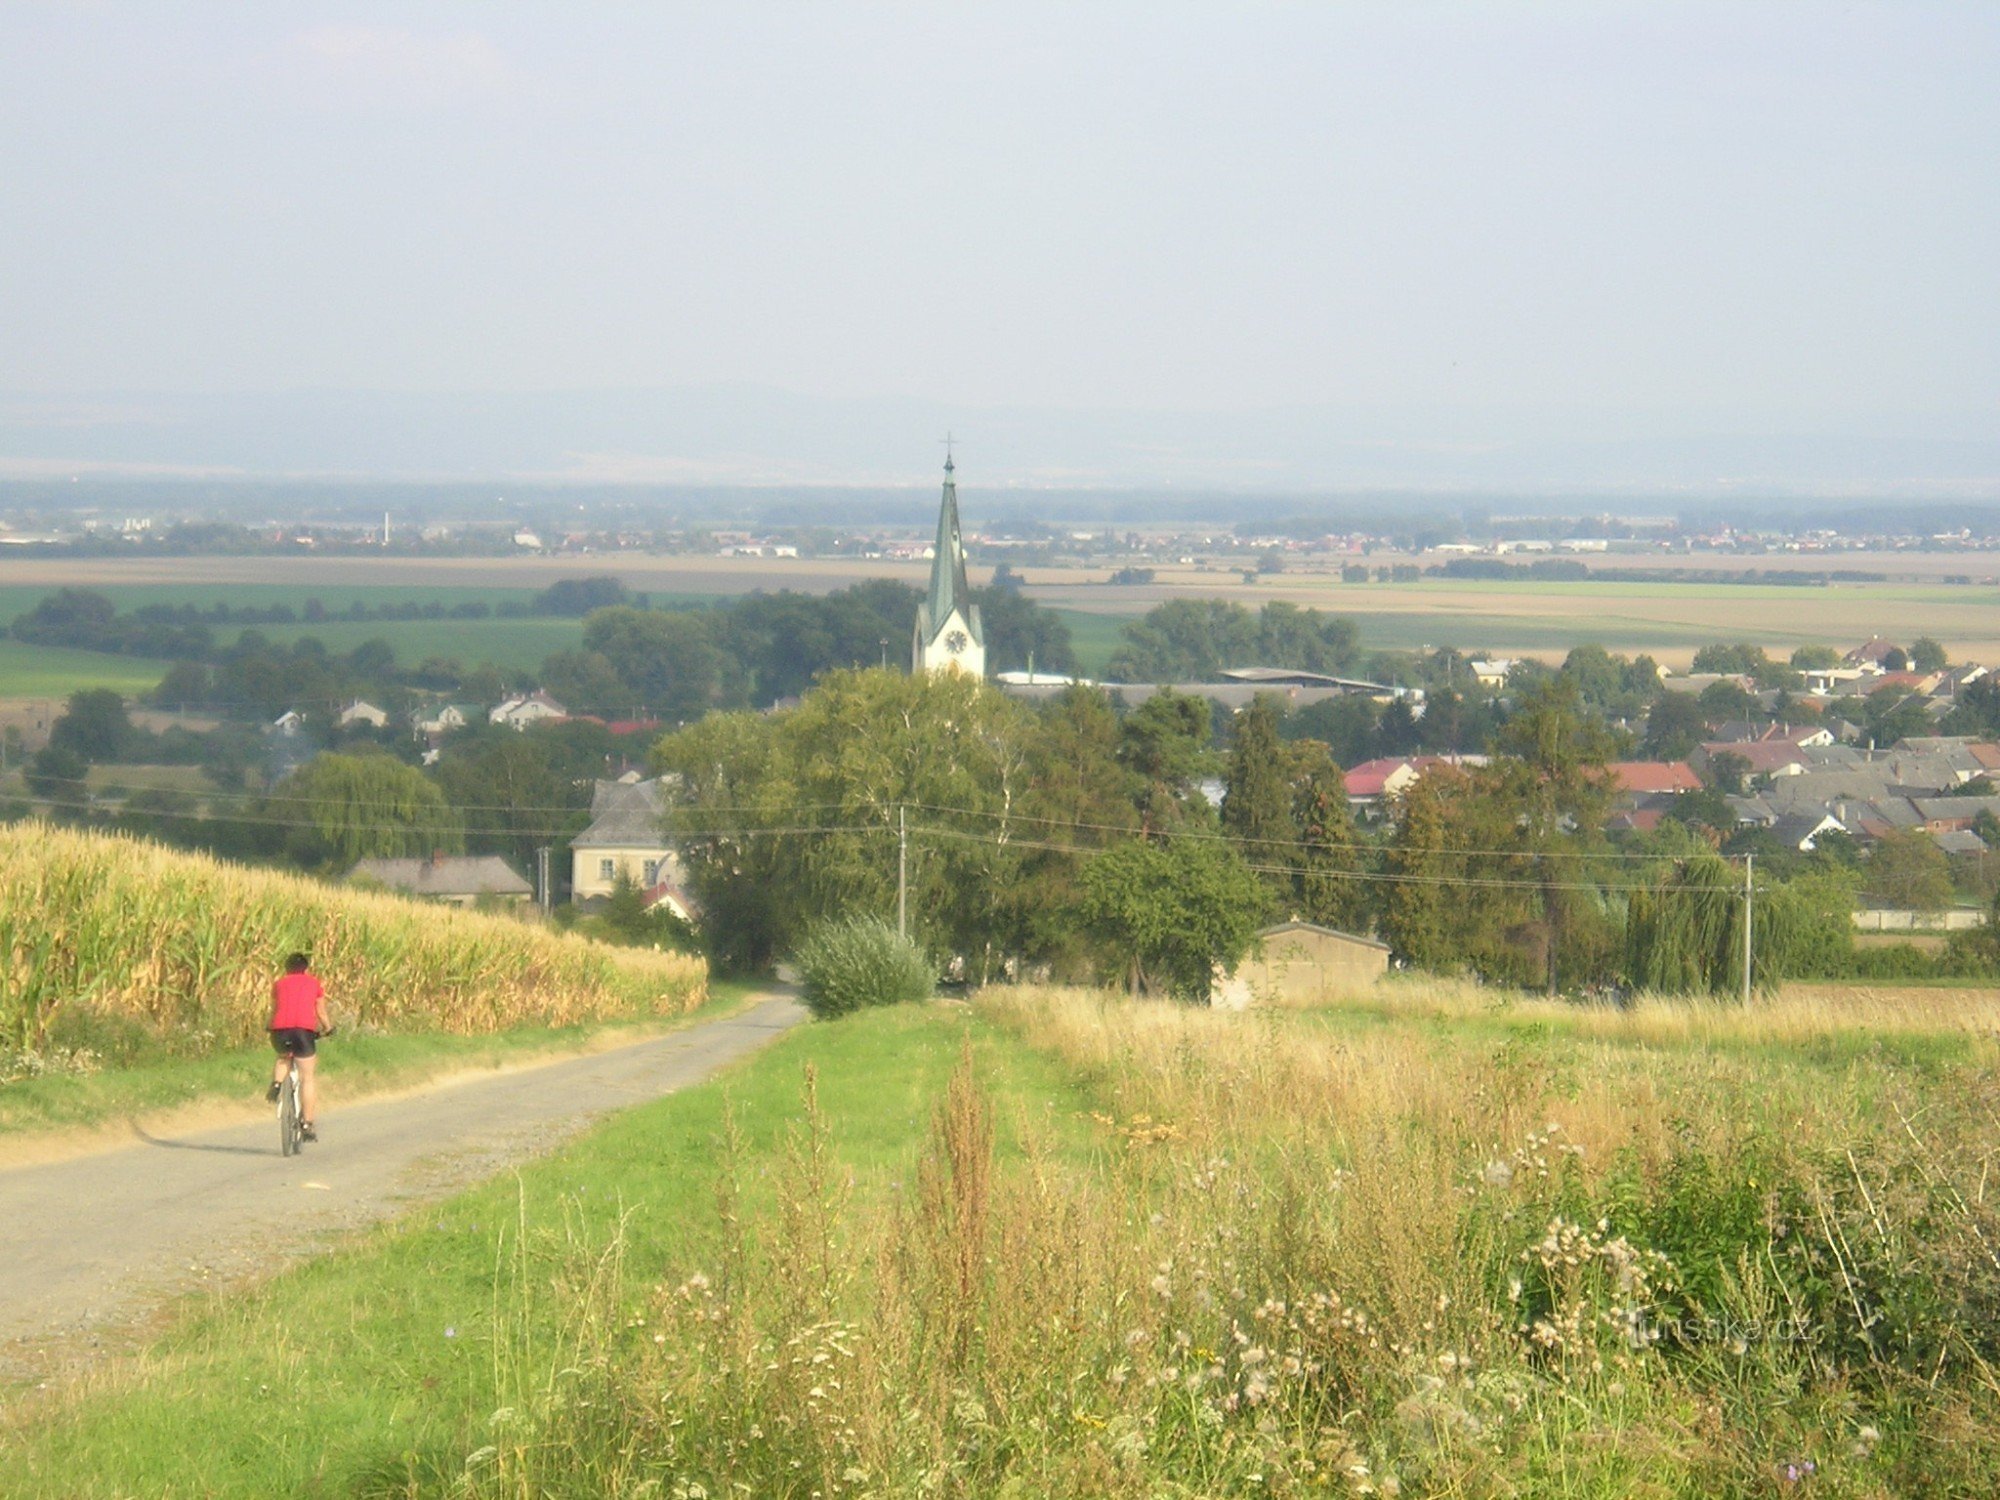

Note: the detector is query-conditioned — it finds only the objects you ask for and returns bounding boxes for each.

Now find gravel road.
[0,993,805,1377]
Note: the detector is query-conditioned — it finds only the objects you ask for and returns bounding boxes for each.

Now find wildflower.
[1482,1160,1515,1187]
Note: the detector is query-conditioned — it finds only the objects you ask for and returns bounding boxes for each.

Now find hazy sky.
[2,4,1996,482]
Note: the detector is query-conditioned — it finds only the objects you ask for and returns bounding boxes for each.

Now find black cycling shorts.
[270,1028,317,1058]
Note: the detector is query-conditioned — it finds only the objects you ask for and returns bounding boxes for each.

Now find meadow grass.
[5,980,1997,1497]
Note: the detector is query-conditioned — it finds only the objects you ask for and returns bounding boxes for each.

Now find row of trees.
[649,669,1870,998]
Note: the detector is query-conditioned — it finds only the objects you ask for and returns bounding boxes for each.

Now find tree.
[1623,849,1827,996]
[1703,751,1752,796]
[1943,678,2000,739]
[1491,677,1619,993]
[431,732,590,870]
[1642,692,1708,760]
[1864,829,1953,913]
[1284,695,1378,765]
[1106,600,1258,682]
[968,586,1075,675]
[1862,690,1931,748]
[1221,696,1295,913]
[49,689,135,763]
[1790,644,1840,670]
[582,607,735,723]
[1291,744,1370,933]
[1079,837,1266,1001]
[26,744,89,812]
[654,669,1032,976]
[1013,686,1143,976]
[1116,689,1218,834]
[535,576,633,615]
[279,752,463,869]
[1697,679,1759,723]
[1910,636,1948,673]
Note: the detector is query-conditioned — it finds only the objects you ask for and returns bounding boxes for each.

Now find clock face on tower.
[945,628,969,655]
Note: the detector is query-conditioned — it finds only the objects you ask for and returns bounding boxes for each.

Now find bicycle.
[273,1025,333,1157]
[276,1052,306,1156]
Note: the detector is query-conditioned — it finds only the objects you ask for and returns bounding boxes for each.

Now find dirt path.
[0,993,805,1378]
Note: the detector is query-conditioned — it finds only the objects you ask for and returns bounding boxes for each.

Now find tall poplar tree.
[1220,695,1295,913]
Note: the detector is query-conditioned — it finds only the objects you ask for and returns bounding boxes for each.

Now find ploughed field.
[6,977,1995,1497]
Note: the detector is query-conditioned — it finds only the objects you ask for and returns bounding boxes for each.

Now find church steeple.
[912,448,985,676]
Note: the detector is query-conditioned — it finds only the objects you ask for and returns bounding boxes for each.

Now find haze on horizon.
[2,3,1995,494]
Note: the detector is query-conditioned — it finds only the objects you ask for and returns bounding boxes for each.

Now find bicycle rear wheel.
[279,1070,300,1156]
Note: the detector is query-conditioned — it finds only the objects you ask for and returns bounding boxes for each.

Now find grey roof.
[573,777,670,849]
[1770,812,1843,850]
[1911,795,2000,821]
[1851,797,1924,830]
[350,856,531,897]
[1727,793,1776,826]
[1934,829,1990,855]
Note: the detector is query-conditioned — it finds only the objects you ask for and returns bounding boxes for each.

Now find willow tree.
[1624,848,1816,997]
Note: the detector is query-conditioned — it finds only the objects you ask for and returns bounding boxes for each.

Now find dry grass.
[439,981,2000,1497]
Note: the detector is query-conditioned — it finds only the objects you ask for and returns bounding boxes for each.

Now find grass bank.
[6,982,1999,1496]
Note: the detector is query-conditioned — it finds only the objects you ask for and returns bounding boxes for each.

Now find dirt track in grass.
[0,992,804,1381]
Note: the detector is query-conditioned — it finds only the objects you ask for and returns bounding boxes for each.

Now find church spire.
[912,447,985,676]
[926,450,971,634]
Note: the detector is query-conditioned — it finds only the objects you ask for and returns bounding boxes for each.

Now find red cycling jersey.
[270,973,324,1032]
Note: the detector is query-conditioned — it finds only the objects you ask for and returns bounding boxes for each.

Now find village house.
[569,777,694,919]
[489,690,568,731]
[337,699,388,729]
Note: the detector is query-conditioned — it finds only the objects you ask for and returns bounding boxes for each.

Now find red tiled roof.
[1607,761,1702,794]
[1340,757,1411,797]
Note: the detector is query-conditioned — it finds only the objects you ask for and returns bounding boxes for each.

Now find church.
[911,452,985,677]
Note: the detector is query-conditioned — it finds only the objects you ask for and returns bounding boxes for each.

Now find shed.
[1212,921,1391,1009]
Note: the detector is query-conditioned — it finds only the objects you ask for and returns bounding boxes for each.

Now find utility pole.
[1741,852,1754,1005]
[897,805,908,940]
[537,845,552,914]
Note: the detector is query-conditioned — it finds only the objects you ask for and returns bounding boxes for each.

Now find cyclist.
[267,952,331,1142]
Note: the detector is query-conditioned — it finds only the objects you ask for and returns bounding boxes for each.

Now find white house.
[338,699,389,729]
[489,691,568,731]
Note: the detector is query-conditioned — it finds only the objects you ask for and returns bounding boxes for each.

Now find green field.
[1045,606,1128,676]
[207,615,584,674]
[0,639,167,697]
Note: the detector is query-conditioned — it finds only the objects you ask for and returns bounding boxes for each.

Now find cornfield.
[0,822,706,1055]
